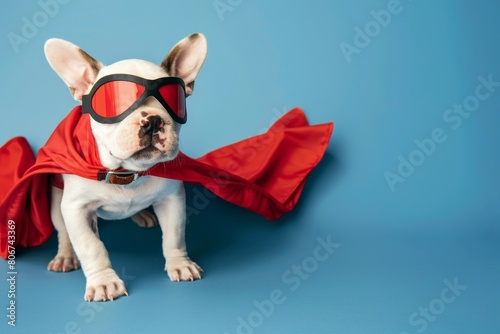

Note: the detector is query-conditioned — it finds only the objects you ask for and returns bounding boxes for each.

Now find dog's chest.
[97,193,149,219]
[88,176,178,220]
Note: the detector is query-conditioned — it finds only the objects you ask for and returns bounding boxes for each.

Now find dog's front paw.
[47,254,80,272]
[85,268,128,302]
[131,209,158,228]
[166,257,203,282]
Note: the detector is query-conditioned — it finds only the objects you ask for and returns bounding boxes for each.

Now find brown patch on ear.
[186,81,194,96]
[187,33,202,41]
[78,48,101,77]
[161,46,178,74]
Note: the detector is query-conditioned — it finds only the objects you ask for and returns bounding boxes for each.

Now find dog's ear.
[44,39,103,101]
[161,33,207,96]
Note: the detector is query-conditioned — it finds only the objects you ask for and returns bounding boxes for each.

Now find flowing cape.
[0,106,333,259]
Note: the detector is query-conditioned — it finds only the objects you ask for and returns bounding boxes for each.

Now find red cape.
[0,106,333,259]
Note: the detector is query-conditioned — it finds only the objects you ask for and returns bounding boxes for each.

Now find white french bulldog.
[44,33,207,301]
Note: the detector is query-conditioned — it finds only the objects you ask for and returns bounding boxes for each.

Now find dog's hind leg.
[131,208,159,228]
[47,185,80,272]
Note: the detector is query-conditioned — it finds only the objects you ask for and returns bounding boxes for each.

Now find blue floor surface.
[1,1,500,333]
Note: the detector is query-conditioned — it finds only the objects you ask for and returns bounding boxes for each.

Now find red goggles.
[82,74,187,124]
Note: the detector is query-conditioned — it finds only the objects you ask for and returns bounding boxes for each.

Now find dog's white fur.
[44,34,207,301]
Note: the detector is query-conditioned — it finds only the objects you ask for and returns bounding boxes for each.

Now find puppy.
[44,33,207,301]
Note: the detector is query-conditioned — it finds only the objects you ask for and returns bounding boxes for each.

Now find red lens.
[158,83,186,119]
[91,81,145,117]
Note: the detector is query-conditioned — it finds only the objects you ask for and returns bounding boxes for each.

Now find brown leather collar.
[97,170,140,185]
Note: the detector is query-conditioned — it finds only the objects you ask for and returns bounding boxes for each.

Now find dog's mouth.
[131,146,163,161]
[130,141,179,163]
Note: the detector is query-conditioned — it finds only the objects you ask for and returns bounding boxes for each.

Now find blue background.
[1,0,499,333]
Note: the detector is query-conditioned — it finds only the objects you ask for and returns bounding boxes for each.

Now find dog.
[44,33,207,301]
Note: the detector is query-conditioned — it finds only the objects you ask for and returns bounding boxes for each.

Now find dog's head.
[44,34,207,171]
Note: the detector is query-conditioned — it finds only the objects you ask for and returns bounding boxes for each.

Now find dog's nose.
[142,116,164,135]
